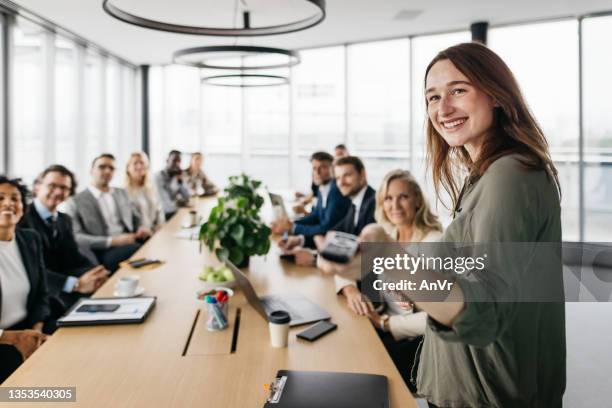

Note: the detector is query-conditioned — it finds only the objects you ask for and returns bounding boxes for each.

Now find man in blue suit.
[271,151,350,251]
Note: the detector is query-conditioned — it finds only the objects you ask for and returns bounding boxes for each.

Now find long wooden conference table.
[1,198,416,407]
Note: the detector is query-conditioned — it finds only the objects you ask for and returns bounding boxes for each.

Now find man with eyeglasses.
[19,165,110,316]
[64,154,151,272]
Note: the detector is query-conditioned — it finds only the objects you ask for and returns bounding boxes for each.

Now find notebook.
[57,297,156,327]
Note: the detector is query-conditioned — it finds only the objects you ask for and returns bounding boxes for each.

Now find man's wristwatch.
[380,314,390,332]
[72,279,80,293]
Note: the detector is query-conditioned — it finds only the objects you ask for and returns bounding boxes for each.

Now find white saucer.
[113,286,145,298]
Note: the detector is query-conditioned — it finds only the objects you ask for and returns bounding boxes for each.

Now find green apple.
[221,267,234,282]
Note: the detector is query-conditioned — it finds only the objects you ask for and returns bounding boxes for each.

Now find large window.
[150,65,203,170]
[11,20,45,185]
[347,39,410,152]
[8,18,139,188]
[582,15,612,241]
[148,19,610,241]
[293,47,345,152]
[54,37,78,171]
[490,20,580,240]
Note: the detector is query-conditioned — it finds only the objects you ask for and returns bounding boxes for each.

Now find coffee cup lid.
[268,310,290,324]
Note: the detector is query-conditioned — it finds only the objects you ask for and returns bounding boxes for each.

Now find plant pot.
[237,256,250,269]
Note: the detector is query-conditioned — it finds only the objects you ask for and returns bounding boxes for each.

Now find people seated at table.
[0,176,50,382]
[19,165,110,314]
[125,152,165,232]
[184,152,218,196]
[155,150,191,220]
[319,169,443,390]
[271,151,350,250]
[334,143,349,159]
[280,156,376,266]
[63,154,151,272]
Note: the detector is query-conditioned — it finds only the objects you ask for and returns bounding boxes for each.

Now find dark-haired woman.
[0,176,49,382]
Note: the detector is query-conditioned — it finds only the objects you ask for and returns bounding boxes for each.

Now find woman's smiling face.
[0,183,24,229]
[425,59,497,160]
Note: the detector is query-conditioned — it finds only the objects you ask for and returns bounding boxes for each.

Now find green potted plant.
[199,174,271,267]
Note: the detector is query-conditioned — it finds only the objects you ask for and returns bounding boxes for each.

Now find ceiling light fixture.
[201,73,289,87]
[102,0,326,36]
[173,45,300,70]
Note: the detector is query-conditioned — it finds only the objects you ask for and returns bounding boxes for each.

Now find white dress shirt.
[317,181,332,209]
[88,186,125,246]
[334,228,443,340]
[0,239,31,334]
[350,185,368,227]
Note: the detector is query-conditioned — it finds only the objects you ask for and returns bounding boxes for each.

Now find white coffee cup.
[268,310,290,348]
[115,275,140,297]
[189,210,198,226]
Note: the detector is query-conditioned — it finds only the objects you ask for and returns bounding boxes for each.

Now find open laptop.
[225,260,330,327]
[268,192,289,220]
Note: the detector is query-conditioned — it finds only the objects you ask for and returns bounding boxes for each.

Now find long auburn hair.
[375,169,443,238]
[424,42,560,209]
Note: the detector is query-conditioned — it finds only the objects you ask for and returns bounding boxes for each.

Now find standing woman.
[125,152,165,232]
[319,42,565,407]
[413,43,565,406]
[0,177,49,381]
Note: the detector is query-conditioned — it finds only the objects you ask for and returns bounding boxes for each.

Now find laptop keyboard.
[264,298,303,321]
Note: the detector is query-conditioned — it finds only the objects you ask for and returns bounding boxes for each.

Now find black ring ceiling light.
[201,74,289,87]
[173,45,300,70]
[102,0,326,36]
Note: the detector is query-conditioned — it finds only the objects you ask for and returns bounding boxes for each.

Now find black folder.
[263,370,389,408]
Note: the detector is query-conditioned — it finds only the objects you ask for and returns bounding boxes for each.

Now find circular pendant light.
[102,0,326,36]
[201,74,289,87]
[173,45,300,70]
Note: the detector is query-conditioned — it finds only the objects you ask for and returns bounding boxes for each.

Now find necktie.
[46,216,58,239]
[352,203,358,228]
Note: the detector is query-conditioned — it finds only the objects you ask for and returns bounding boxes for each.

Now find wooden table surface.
[1,198,416,407]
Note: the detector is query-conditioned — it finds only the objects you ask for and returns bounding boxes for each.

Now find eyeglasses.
[45,183,71,193]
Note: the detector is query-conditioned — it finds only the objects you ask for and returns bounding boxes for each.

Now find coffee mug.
[188,210,198,226]
[115,275,140,297]
[268,310,290,348]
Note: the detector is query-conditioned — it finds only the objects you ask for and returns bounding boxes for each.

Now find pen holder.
[205,299,229,331]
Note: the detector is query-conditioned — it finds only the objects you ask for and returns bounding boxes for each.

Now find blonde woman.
[124,152,165,231]
[333,169,443,390]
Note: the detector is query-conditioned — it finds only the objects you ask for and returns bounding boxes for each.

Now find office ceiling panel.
[13,0,612,64]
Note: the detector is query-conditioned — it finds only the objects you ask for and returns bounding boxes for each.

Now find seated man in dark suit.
[19,165,109,311]
[272,151,351,261]
[282,156,376,266]
[63,154,152,272]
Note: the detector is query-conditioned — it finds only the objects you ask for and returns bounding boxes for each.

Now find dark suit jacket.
[0,344,22,383]
[19,205,96,298]
[2,229,51,328]
[293,181,351,239]
[331,185,377,235]
[304,185,377,248]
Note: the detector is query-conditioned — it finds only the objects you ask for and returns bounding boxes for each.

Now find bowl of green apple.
[198,265,236,290]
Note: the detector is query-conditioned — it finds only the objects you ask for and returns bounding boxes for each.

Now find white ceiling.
[13,0,612,65]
